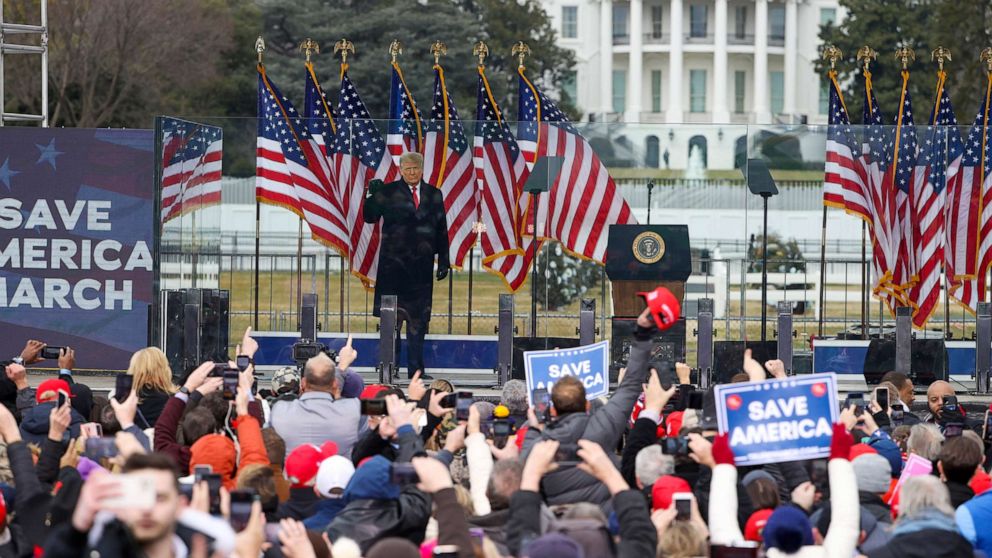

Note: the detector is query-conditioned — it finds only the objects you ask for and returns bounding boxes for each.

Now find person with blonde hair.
[126,347,177,428]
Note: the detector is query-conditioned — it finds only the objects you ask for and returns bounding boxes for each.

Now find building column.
[599,0,614,117]
[783,0,798,119]
[627,0,643,122]
[753,0,770,123]
[712,0,730,122]
[666,0,684,122]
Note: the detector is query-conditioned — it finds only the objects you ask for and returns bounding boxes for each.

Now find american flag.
[860,72,897,307]
[474,66,531,291]
[423,64,476,269]
[297,63,350,256]
[890,76,919,305]
[255,64,306,221]
[160,117,223,224]
[947,77,992,312]
[329,69,399,286]
[909,77,958,327]
[386,61,423,165]
[823,72,871,221]
[516,67,636,263]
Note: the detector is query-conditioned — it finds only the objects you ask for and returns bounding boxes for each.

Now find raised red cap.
[637,286,681,330]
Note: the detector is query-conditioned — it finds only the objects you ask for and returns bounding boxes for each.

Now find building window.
[562,71,577,104]
[613,4,629,42]
[646,135,660,168]
[734,71,746,113]
[690,69,706,113]
[612,69,627,114]
[651,5,663,39]
[819,78,829,115]
[734,6,747,39]
[770,71,784,114]
[820,7,836,27]
[651,70,662,112]
[690,4,707,38]
[562,6,578,39]
[769,5,785,40]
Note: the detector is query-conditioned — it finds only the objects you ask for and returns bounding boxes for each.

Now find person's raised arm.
[691,433,744,545]
[620,370,675,486]
[434,189,451,275]
[507,439,559,556]
[234,386,269,471]
[412,456,473,558]
[577,439,658,558]
[362,179,386,223]
[465,404,494,515]
[584,306,659,449]
[822,423,859,558]
[386,394,425,462]
[111,389,151,452]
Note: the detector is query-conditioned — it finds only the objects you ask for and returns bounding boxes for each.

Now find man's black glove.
[367,179,385,196]
[436,265,450,281]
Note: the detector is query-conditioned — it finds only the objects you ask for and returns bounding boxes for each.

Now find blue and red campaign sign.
[0,128,155,371]
[715,373,839,466]
[524,341,611,403]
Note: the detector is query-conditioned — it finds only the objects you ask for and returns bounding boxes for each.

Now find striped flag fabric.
[160,117,223,224]
[516,66,636,263]
[386,61,423,165]
[255,64,306,220]
[297,62,350,256]
[948,73,992,312]
[823,71,870,221]
[860,71,897,307]
[909,75,958,327]
[328,68,399,286]
[474,65,530,291]
[423,63,477,269]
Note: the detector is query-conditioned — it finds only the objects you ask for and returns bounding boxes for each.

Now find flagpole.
[862,222,868,339]
[253,37,265,330]
[296,39,319,330]
[818,46,841,339]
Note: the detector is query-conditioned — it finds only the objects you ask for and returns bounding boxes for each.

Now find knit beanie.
[852,453,892,494]
[762,505,813,554]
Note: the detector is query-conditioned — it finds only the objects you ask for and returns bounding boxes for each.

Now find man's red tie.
[411,185,419,209]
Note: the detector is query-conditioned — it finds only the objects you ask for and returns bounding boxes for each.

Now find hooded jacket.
[188,414,269,490]
[867,509,978,558]
[521,336,652,507]
[17,401,84,446]
[323,456,432,553]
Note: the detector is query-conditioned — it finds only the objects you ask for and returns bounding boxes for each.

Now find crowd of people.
[0,308,990,558]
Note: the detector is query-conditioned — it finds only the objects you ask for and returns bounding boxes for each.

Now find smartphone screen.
[84,438,118,460]
[674,493,692,520]
[115,374,133,402]
[439,392,457,408]
[456,392,473,421]
[361,399,386,416]
[236,355,251,371]
[532,388,550,416]
[41,346,63,360]
[845,392,865,415]
[873,387,889,411]
[57,390,68,408]
[229,489,255,531]
[194,465,213,481]
[204,473,222,515]
[81,423,103,438]
[222,370,239,400]
[389,462,419,485]
[710,544,759,558]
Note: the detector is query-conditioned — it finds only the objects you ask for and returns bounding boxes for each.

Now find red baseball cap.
[284,441,338,487]
[849,443,878,461]
[36,379,72,403]
[360,384,389,400]
[637,287,681,330]
[652,475,691,510]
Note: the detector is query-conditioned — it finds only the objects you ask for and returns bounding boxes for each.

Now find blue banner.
[715,373,839,466]
[524,340,610,402]
[0,128,154,371]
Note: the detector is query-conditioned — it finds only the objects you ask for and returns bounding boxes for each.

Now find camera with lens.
[291,340,337,366]
[939,395,961,425]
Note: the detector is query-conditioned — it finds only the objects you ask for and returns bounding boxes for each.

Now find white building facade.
[543,0,845,170]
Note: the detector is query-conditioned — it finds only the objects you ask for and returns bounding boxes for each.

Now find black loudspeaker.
[863,339,947,386]
[712,341,778,384]
[218,291,230,356]
[200,290,221,362]
[162,290,185,374]
[182,303,200,373]
[510,337,581,380]
[301,293,318,341]
[609,318,687,383]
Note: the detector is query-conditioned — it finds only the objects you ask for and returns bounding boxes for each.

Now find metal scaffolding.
[0,0,47,126]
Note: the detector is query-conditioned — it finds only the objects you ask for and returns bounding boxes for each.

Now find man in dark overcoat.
[363,151,449,379]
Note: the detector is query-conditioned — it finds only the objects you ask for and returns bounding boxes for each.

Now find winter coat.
[324,455,432,553]
[867,510,979,558]
[188,413,269,490]
[521,336,653,507]
[277,487,319,521]
[302,498,346,531]
[17,401,84,446]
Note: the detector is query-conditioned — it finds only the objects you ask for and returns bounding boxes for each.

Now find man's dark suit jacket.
[363,178,449,320]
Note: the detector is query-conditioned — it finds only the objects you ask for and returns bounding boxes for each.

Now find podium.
[605,225,691,381]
